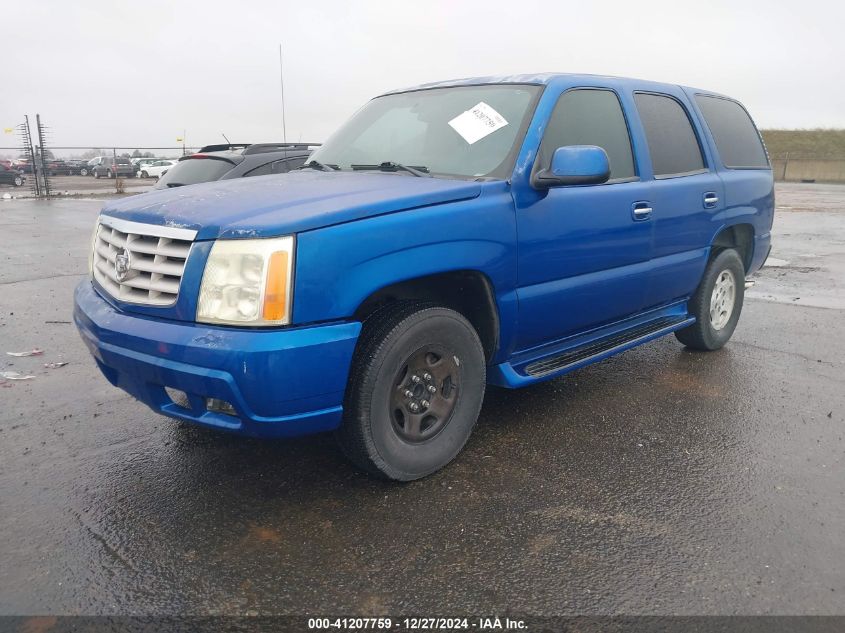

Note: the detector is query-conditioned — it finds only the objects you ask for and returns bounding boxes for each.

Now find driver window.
[539,89,636,181]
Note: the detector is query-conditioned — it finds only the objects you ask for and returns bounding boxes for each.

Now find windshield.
[155,157,235,189]
[308,84,541,179]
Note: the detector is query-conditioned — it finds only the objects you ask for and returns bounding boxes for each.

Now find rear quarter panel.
[683,87,775,273]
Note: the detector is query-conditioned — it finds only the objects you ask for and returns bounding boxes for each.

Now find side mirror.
[532,145,610,188]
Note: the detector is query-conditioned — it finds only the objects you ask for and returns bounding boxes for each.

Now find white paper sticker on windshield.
[448,102,509,145]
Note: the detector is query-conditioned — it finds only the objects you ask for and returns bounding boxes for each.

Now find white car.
[138,160,177,179]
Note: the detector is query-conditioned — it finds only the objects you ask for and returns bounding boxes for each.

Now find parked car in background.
[75,73,773,480]
[155,143,314,189]
[90,156,135,179]
[138,159,178,179]
[131,157,157,171]
[0,164,25,187]
[64,159,91,176]
[46,160,71,176]
[11,159,33,174]
[134,158,161,176]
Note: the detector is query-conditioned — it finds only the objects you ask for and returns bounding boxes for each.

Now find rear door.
[631,90,724,309]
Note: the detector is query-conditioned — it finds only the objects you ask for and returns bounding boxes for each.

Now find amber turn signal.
[263,250,289,321]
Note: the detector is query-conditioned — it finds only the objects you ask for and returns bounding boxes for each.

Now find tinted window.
[539,89,635,180]
[245,157,302,177]
[155,157,235,189]
[695,95,769,168]
[634,93,705,177]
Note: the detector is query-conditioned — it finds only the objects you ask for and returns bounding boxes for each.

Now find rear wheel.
[337,302,486,481]
[675,248,745,351]
[107,169,113,178]
[13,176,23,187]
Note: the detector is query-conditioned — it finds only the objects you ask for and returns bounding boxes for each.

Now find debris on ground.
[0,371,36,381]
[44,362,69,369]
[6,349,44,357]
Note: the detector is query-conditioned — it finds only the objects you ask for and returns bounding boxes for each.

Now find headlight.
[197,236,294,326]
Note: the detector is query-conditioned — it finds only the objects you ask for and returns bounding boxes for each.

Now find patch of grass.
[761,129,845,159]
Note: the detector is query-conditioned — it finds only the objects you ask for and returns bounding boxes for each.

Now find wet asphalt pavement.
[0,183,843,616]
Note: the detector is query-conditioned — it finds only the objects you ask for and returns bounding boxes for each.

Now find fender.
[293,183,520,358]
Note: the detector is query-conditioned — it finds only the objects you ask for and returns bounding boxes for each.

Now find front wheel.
[140,170,149,179]
[675,248,745,351]
[337,302,486,481]
[80,168,88,176]
[93,170,100,179]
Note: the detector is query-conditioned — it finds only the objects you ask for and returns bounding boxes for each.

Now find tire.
[141,170,149,179]
[675,248,745,351]
[107,169,113,179]
[80,168,88,176]
[337,302,486,481]
[13,176,23,187]
[93,170,100,179]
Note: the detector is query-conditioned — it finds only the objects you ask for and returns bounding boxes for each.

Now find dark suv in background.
[154,143,316,189]
[90,156,135,179]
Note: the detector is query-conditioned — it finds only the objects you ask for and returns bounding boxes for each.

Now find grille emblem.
[114,248,132,282]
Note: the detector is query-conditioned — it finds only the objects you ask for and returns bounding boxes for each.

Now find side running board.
[524,315,692,377]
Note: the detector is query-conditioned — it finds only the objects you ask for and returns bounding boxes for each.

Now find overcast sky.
[3,0,843,154]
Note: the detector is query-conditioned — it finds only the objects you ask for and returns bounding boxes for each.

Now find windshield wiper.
[350,161,431,177]
[297,160,338,172]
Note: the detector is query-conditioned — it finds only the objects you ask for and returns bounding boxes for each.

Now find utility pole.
[279,44,287,143]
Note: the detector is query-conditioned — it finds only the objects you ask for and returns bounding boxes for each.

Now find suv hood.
[100,171,482,240]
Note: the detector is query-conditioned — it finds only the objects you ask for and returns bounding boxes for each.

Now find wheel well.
[353,271,500,362]
[712,224,754,272]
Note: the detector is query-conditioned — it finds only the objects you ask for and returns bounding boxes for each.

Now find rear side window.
[245,157,305,177]
[155,157,234,189]
[634,93,705,177]
[695,95,769,168]
[540,89,636,181]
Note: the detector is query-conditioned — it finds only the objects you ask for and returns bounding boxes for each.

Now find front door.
[514,87,653,352]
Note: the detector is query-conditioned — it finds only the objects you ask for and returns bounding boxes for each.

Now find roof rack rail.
[198,143,251,153]
[242,142,321,155]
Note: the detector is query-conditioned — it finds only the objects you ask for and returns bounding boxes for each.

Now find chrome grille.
[92,216,197,306]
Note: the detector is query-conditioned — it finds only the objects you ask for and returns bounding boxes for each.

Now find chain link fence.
[0,145,199,196]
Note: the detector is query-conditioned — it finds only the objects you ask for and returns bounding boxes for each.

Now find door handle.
[703,192,719,208]
[632,201,652,221]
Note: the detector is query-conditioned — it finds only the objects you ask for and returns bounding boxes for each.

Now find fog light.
[207,398,237,416]
[165,387,190,409]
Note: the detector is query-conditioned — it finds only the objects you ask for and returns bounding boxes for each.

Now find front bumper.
[73,281,361,437]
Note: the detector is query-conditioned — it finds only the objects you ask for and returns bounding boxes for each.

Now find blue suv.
[74,73,774,480]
